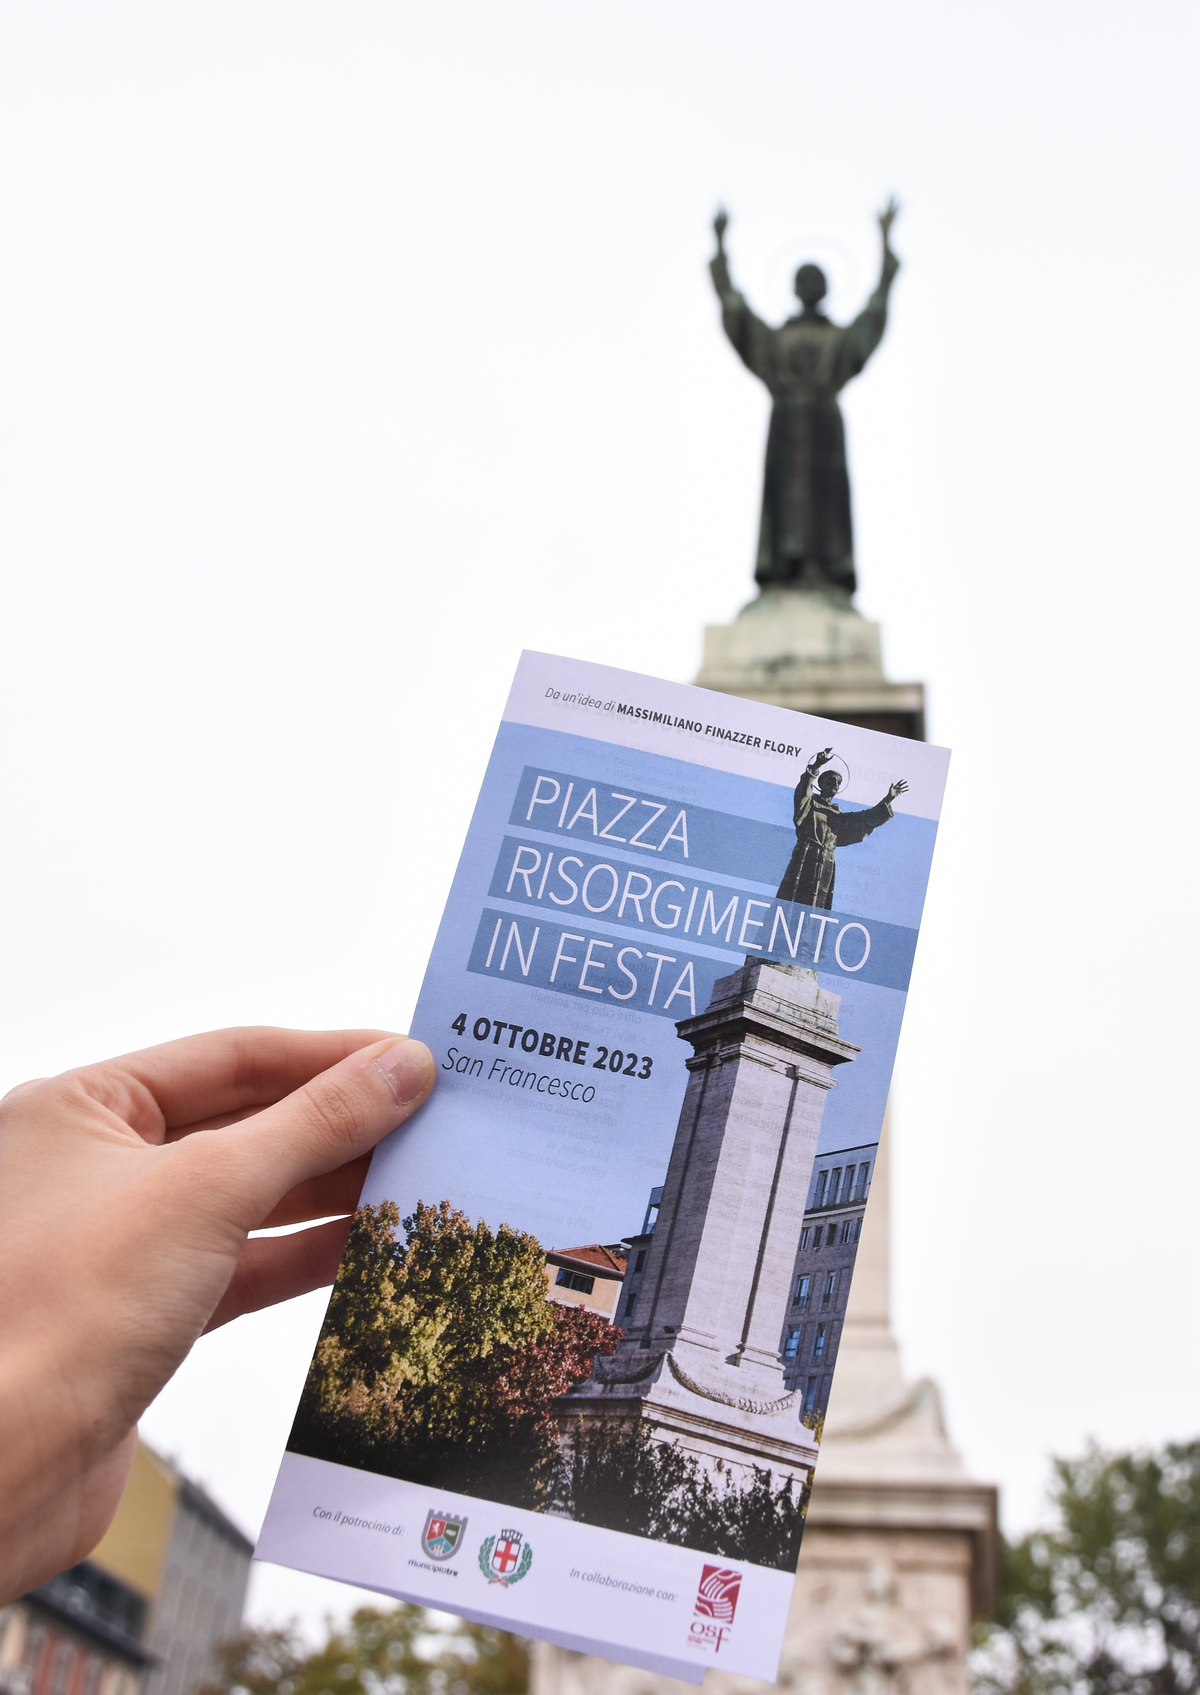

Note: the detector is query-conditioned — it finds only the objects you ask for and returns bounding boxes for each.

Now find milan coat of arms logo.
[422,1510,467,1562]
[478,1528,533,1587]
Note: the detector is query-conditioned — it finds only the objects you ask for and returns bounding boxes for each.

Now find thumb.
[205,1035,436,1226]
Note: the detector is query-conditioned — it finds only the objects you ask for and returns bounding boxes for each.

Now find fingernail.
[374,1039,435,1106]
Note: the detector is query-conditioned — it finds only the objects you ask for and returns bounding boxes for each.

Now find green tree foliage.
[975,1441,1200,1695]
[202,1604,527,1695]
[302,1200,555,1410]
[556,1418,807,1571]
[289,1200,807,1569]
[289,1202,619,1500]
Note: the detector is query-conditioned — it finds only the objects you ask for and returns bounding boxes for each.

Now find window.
[822,1271,837,1305]
[49,1642,75,1695]
[813,1171,828,1207]
[21,1626,45,1681]
[856,1161,871,1200]
[633,1250,646,1272]
[794,1273,811,1306]
[556,1268,595,1294]
[839,1218,854,1244]
[812,1323,827,1360]
[803,1377,819,1414]
[811,1225,824,1248]
[800,1226,811,1249]
[830,1167,843,1204]
[624,1294,637,1319]
[854,1216,863,1241]
[784,1326,801,1359]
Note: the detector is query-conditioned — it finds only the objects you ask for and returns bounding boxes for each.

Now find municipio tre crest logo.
[688,1565,742,1654]
[478,1528,533,1587]
[422,1510,468,1562]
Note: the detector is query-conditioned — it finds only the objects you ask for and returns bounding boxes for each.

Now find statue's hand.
[808,747,834,772]
[886,778,909,803]
[713,207,729,245]
[878,196,900,241]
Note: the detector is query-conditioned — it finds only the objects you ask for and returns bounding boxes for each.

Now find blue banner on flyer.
[484,836,918,993]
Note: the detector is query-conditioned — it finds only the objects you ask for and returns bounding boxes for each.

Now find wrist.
[0,1337,136,1602]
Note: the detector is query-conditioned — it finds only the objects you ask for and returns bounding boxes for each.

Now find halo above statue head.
[815,753,851,791]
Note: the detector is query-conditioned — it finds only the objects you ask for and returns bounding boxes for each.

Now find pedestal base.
[558,1346,819,1492]
[695,589,924,739]
[529,1474,998,1695]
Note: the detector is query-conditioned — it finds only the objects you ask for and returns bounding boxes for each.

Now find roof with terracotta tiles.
[547,1243,628,1274]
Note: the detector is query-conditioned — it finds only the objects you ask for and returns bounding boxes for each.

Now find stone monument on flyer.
[531,203,997,1695]
[560,960,855,1491]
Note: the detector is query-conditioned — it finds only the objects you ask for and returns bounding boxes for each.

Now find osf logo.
[688,1565,742,1654]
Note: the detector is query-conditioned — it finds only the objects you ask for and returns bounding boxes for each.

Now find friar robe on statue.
[777,767,896,910]
[710,210,899,596]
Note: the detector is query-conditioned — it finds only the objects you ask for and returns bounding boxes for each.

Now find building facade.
[781,1142,877,1419]
[612,1187,661,1330]
[140,1473,253,1695]
[544,1244,628,1320]
[0,1563,152,1695]
[0,1443,252,1695]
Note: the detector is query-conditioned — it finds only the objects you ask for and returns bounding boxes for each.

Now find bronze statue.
[777,749,907,910]
[710,201,900,597]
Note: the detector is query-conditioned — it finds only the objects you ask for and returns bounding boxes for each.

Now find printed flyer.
[258,651,950,1683]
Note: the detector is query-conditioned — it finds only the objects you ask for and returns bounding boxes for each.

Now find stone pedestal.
[533,1139,998,1695]
[531,589,996,1695]
[771,1124,998,1695]
[695,589,924,741]
[560,961,854,1491]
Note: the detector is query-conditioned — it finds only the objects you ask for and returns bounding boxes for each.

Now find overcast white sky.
[1,0,1198,1637]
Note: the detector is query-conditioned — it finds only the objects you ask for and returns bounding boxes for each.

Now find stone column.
[534,1144,998,1695]
[532,584,997,1695]
[560,960,856,1488]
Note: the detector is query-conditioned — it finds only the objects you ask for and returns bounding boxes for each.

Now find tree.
[300,1200,554,1407]
[485,1302,619,1438]
[289,1202,620,1501]
[554,1418,808,1571]
[974,1441,1200,1695]
[202,1604,527,1695]
[287,1200,806,1565]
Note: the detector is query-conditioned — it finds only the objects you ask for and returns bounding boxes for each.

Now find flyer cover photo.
[260,651,949,1676]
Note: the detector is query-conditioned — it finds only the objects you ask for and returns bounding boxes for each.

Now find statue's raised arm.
[710,208,732,294]
[875,196,901,298]
[837,196,901,383]
[709,208,773,383]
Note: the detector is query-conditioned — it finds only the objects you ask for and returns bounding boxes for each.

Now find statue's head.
[794,263,828,310]
[817,769,843,798]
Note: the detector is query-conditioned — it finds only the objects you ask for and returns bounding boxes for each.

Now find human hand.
[886,778,909,802]
[0,1026,435,1602]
